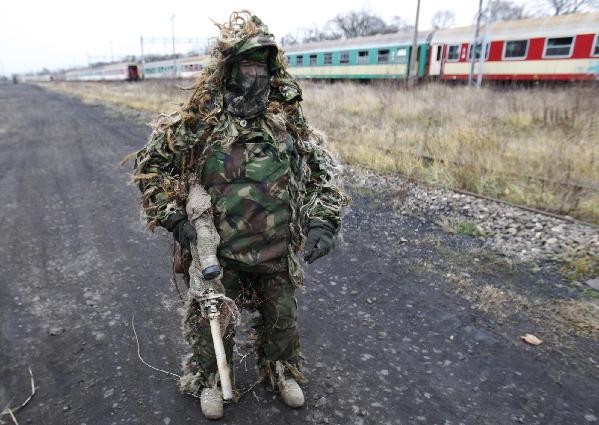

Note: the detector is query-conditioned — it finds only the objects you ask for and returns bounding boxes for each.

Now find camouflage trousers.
[179,267,303,395]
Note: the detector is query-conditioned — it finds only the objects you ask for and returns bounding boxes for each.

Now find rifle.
[186,184,238,401]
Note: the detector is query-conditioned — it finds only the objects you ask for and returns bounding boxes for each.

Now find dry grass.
[301,82,599,224]
[446,271,599,339]
[39,80,190,113]
[38,80,599,223]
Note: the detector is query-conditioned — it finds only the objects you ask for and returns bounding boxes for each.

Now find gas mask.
[224,50,271,118]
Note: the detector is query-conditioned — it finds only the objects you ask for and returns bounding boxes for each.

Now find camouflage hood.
[221,33,280,77]
[181,11,303,121]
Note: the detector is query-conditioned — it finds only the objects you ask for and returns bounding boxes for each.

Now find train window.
[377,49,390,64]
[340,52,350,64]
[395,47,407,63]
[544,36,574,57]
[297,56,304,66]
[446,45,460,61]
[504,40,528,59]
[468,43,489,60]
[309,54,317,66]
[593,34,599,56]
[436,45,442,61]
[358,50,369,65]
[324,53,333,65]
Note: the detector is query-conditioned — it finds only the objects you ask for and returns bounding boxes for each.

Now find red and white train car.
[65,62,140,81]
[429,12,599,81]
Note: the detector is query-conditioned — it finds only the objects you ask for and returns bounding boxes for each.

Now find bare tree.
[281,10,414,46]
[486,0,529,21]
[539,0,599,15]
[282,23,342,45]
[327,10,396,38]
[431,10,456,29]
[280,33,298,46]
[321,21,343,40]
[389,15,413,32]
[299,25,322,43]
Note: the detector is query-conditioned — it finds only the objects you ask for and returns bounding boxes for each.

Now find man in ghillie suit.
[133,11,349,419]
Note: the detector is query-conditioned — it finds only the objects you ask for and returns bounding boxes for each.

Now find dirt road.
[1,84,598,425]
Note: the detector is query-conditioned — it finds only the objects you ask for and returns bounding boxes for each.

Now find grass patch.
[561,246,599,281]
[433,244,599,338]
[581,288,599,300]
[37,80,599,223]
[455,221,482,237]
[445,270,599,339]
[437,218,483,237]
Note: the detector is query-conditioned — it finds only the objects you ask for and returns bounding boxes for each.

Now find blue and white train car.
[141,55,210,79]
[284,31,432,80]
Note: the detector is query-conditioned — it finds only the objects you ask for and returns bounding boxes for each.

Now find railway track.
[379,148,598,227]
[391,148,599,193]
[446,185,598,228]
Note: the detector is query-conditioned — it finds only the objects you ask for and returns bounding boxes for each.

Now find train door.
[128,65,140,81]
[429,44,443,76]
[407,46,421,77]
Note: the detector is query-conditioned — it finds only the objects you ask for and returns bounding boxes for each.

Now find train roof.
[431,11,599,43]
[65,62,137,75]
[283,30,433,54]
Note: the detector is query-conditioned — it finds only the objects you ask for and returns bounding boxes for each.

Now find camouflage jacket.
[200,116,292,272]
[134,105,348,285]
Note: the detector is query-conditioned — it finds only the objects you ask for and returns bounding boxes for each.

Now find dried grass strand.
[6,409,18,425]
[131,312,180,379]
[0,367,36,424]
[131,312,250,402]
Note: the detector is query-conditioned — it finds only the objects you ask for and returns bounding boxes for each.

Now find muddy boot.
[200,387,223,420]
[278,377,305,408]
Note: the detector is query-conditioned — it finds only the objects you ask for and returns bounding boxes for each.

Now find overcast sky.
[1,0,533,75]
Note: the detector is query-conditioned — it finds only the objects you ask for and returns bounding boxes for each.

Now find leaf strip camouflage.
[133,11,350,288]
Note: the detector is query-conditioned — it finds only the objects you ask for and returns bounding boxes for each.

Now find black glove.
[173,220,197,252]
[161,211,197,251]
[161,210,186,231]
[303,220,335,264]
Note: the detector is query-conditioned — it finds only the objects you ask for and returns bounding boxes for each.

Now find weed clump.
[561,246,599,281]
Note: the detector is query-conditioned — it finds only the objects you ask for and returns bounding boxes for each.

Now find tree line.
[280,0,599,46]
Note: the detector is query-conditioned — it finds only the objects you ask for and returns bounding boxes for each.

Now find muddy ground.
[0,84,598,425]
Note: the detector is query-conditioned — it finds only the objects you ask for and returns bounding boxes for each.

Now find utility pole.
[171,15,177,78]
[140,36,145,79]
[476,5,490,88]
[408,0,421,87]
[468,0,484,86]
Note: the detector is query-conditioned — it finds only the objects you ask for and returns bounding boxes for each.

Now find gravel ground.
[343,167,598,272]
[1,84,598,425]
